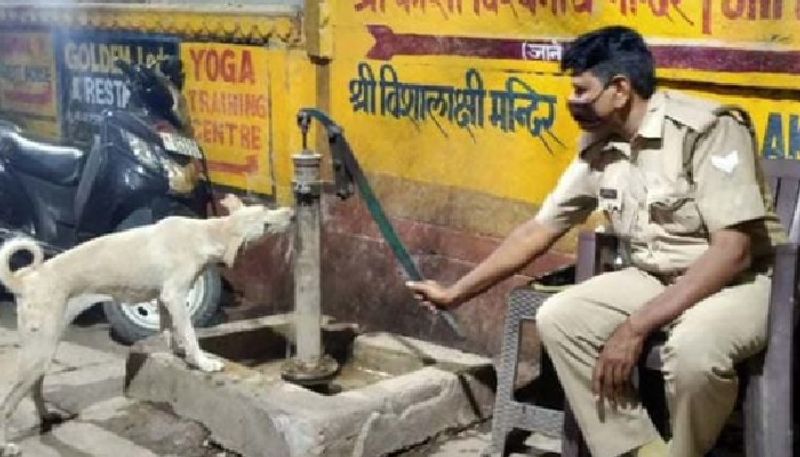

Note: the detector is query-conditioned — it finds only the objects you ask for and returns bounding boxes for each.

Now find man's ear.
[220,194,244,213]
[610,75,632,109]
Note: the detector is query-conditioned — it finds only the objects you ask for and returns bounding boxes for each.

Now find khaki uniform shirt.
[535,90,786,274]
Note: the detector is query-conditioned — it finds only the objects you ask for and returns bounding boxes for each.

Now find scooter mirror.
[159,57,185,91]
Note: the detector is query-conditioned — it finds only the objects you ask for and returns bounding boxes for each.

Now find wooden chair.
[486,157,798,457]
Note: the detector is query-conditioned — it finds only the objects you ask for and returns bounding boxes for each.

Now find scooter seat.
[1,132,85,186]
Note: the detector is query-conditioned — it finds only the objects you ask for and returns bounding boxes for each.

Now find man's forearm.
[449,220,562,304]
[629,229,752,336]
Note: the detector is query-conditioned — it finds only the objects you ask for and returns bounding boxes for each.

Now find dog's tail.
[0,237,44,295]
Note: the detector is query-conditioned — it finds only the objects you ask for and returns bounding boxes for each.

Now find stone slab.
[53,341,120,369]
[427,430,491,457]
[126,318,495,457]
[50,421,159,457]
[0,328,17,347]
[78,396,137,422]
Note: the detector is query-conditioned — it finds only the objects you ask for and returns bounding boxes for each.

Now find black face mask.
[567,84,611,131]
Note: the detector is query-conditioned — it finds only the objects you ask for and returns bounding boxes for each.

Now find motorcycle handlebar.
[114,59,162,94]
[114,59,134,77]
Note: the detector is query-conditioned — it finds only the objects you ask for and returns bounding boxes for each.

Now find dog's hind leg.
[0,318,60,456]
[161,283,223,373]
[31,376,74,434]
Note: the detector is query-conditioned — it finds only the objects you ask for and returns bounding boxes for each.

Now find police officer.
[407,26,786,457]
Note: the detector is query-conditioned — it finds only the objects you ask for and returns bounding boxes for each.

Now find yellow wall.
[267,50,319,205]
[327,0,800,233]
[2,2,799,218]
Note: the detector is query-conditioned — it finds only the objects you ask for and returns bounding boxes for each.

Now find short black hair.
[561,26,656,99]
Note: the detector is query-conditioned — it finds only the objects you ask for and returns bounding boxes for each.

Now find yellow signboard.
[338,61,573,205]
[181,43,273,195]
[0,31,59,139]
[344,0,795,43]
[338,0,800,89]
[330,0,800,212]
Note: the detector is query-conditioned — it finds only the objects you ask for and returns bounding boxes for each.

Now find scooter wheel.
[103,265,222,344]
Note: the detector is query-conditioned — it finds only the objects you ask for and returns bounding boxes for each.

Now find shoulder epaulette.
[712,105,754,127]
[663,91,721,133]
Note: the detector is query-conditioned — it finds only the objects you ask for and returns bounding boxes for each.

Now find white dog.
[0,194,293,456]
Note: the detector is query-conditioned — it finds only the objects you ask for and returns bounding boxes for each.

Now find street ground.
[0,300,240,457]
[0,300,558,457]
[0,299,745,457]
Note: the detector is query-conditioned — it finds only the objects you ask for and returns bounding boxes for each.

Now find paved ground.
[0,298,565,457]
[1,299,751,457]
[0,301,240,457]
[398,423,559,457]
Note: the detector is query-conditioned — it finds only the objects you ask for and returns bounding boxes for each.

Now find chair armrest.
[507,287,550,319]
[576,231,621,283]
[576,232,598,283]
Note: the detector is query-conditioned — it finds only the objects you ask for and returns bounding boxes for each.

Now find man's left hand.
[592,318,646,405]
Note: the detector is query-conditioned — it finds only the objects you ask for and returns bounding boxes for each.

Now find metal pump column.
[281,114,338,385]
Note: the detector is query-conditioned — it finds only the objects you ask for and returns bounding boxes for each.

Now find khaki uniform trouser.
[536,267,770,457]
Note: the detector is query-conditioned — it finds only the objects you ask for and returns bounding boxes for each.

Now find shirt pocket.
[648,193,704,235]
[599,188,636,235]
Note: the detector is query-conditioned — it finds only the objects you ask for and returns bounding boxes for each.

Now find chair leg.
[487,391,511,456]
[485,423,509,457]
[563,401,590,457]
[743,245,796,457]
[486,295,528,456]
[744,361,793,457]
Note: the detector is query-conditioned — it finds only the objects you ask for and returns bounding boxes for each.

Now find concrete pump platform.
[124,315,495,457]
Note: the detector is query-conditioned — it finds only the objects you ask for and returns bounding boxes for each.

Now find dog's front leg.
[157,300,183,356]
[161,286,223,372]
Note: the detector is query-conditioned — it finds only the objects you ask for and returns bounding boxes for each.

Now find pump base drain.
[280,354,339,386]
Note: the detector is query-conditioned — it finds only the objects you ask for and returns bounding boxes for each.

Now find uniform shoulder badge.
[711,150,739,174]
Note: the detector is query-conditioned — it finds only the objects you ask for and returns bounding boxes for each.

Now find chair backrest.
[761,157,800,244]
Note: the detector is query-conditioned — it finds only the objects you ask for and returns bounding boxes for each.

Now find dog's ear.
[220,194,244,213]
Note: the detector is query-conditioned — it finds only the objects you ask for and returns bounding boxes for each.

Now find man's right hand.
[404,221,559,314]
[405,280,461,311]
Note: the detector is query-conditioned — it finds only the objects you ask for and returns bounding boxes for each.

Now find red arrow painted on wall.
[366,24,529,61]
[207,154,259,174]
[366,25,800,75]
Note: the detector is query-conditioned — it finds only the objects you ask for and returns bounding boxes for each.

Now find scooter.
[0,57,222,344]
